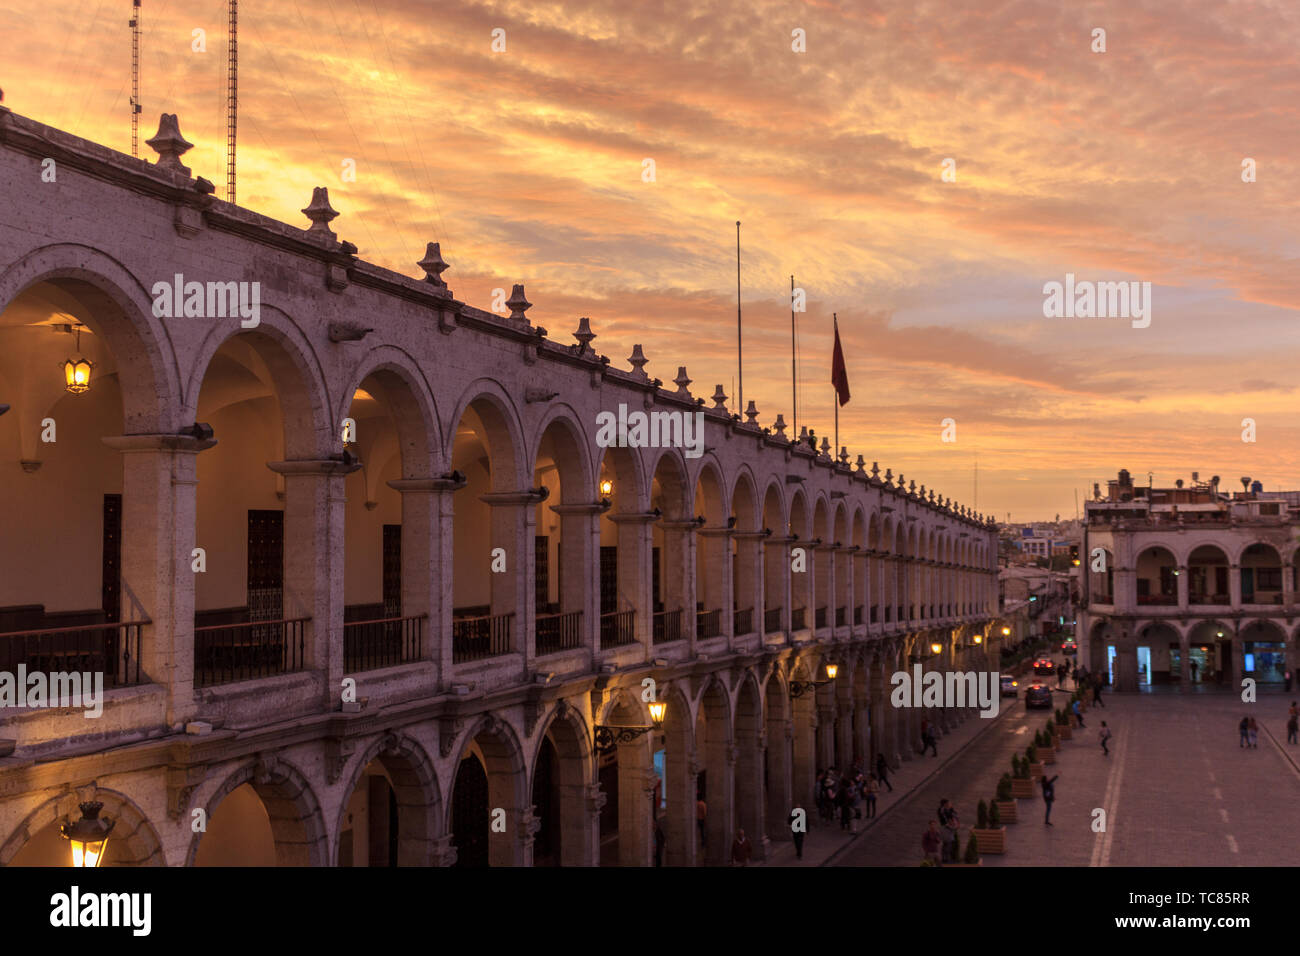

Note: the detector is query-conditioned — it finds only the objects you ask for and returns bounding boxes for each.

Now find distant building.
[1078,469,1298,692]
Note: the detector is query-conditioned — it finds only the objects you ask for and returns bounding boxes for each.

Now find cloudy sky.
[6,0,1299,520]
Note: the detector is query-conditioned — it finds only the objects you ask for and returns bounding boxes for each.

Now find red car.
[1032,658,1055,675]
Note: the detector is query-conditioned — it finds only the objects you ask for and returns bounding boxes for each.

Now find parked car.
[1000,674,1019,697]
[1032,658,1055,675]
[1025,683,1053,708]
[1061,640,1078,655]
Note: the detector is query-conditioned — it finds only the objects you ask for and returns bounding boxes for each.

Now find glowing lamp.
[824,663,838,681]
[930,642,943,655]
[599,478,614,497]
[648,700,667,727]
[973,635,982,644]
[61,801,114,868]
[1001,626,1011,636]
[63,355,93,393]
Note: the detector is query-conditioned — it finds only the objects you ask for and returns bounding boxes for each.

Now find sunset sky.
[5,0,1299,521]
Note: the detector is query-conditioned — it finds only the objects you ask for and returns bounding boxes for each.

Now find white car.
[1000,674,1019,697]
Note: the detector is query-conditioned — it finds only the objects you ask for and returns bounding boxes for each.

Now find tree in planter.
[997,774,1012,800]
[1026,743,1038,763]
[977,799,989,830]
[988,799,1001,827]
[964,832,981,864]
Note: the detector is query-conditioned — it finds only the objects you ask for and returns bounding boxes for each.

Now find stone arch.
[340,346,445,478]
[448,379,528,493]
[0,242,179,433]
[648,447,691,520]
[188,754,329,866]
[530,403,596,503]
[332,732,443,866]
[530,700,594,867]
[448,713,529,866]
[1,785,165,867]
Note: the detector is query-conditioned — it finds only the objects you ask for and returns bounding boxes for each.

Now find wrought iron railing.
[0,620,146,689]
[696,608,721,639]
[653,609,683,644]
[452,612,514,663]
[195,617,308,687]
[536,610,583,655]
[791,607,805,631]
[600,610,636,649]
[344,614,424,673]
[764,607,782,634]
[734,607,753,635]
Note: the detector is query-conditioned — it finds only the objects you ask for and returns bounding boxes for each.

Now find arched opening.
[832,504,848,631]
[650,451,690,646]
[533,417,591,657]
[193,330,328,688]
[760,482,785,636]
[1089,547,1115,603]
[892,522,906,622]
[193,761,327,866]
[788,489,810,633]
[598,694,653,866]
[695,681,732,865]
[532,705,592,866]
[1135,546,1177,606]
[0,278,164,691]
[763,672,792,844]
[335,737,440,866]
[733,677,764,858]
[1240,543,1283,605]
[789,660,817,810]
[851,509,867,628]
[4,789,164,866]
[813,498,829,632]
[660,684,695,865]
[450,720,525,867]
[729,473,759,637]
[1185,620,1231,686]
[1241,619,1287,684]
[341,368,437,673]
[451,396,522,666]
[693,463,726,641]
[596,446,644,650]
[1187,545,1230,606]
[868,514,882,624]
[1136,622,1178,686]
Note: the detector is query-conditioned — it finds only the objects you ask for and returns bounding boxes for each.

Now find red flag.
[831,316,850,406]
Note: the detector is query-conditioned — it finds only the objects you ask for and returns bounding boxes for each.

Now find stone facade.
[0,108,999,866]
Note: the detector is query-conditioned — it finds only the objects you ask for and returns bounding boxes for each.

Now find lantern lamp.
[62,326,93,394]
[930,642,943,656]
[61,801,114,868]
[973,634,982,644]
[1001,626,1012,636]
[647,700,667,727]
[824,663,838,681]
[599,478,614,497]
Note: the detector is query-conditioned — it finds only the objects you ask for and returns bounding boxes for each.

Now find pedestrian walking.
[875,753,893,792]
[788,809,805,859]
[1239,716,1250,748]
[1099,721,1111,756]
[921,718,938,757]
[1287,711,1297,745]
[1248,716,1259,749]
[1072,698,1085,728]
[864,773,879,818]
[847,778,862,832]
[731,828,753,866]
[836,781,853,832]
[697,796,708,847]
[1041,773,1058,825]
[1092,674,1105,708]
[1058,659,1068,688]
[922,820,943,866]
[937,799,960,861]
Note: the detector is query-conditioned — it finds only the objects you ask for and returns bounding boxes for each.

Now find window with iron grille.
[600,546,618,615]
[535,535,550,610]
[383,524,402,617]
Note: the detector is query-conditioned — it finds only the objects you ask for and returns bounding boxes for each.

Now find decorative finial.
[839,446,849,465]
[674,366,692,397]
[819,436,831,457]
[919,484,926,498]
[929,489,936,503]
[884,468,893,482]
[574,317,596,352]
[147,113,194,176]
[871,461,880,479]
[417,242,449,286]
[628,344,649,379]
[302,187,340,240]
[711,384,728,411]
[908,479,916,494]
[774,413,787,436]
[745,400,759,425]
[855,455,866,472]
[505,283,532,321]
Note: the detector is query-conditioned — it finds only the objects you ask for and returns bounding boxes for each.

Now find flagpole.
[791,274,797,438]
[736,221,743,416]
[833,312,838,456]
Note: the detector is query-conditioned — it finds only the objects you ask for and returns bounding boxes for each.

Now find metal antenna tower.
[129,0,142,157]
[226,0,238,203]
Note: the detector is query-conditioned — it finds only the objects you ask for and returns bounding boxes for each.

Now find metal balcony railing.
[734,607,754,635]
[343,614,425,673]
[600,610,637,649]
[653,609,683,644]
[696,608,721,639]
[536,610,583,656]
[0,620,147,689]
[195,617,308,687]
[452,612,514,663]
[791,607,806,631]
[764,607,783,634]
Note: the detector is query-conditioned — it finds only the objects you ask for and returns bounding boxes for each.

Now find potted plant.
[946,832,982,867]
[1010,756,1035,797]
[1027,743,1044,779]
[1038,728,1056,764]
[996,773,1018,821]
[973,797,1005,854]
[1056,708,1072,740]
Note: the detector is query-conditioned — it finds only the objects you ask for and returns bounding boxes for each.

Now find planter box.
[1068,715,1079,728]
[1011,777,1035,797]
[1041,747,1056,764]
[995,799,1018,822]
[1029,761,1044,779]
[1057,725,1072,740]
[972,827,1005,854]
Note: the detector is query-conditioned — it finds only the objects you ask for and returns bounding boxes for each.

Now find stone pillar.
[268,458,359,709]
[479,491,537,658]
[658,520,697,644]
[836,701,854,770]
[387,477,460,676]
[429,833,458,867]
[702,740,735,865]
[765,718,793,843]
[604,512,654,650]
[549,502,603,657]
[1229,563,1242,608]
[663,743,696,867]
[558,780,597,865]
[697,527,734,644]
[791,695,817,807]
[1178,626,1191,693]
[735,730,768,860]
[103,433,216,727]
[1177,564,1189,609]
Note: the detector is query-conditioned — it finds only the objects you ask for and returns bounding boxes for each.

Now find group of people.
[1069,663,1107,707]
[814,760,886,833]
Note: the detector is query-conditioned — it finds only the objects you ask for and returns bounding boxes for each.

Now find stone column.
[603,512,654,651]
[1178,626,1191,693]
[765,718,793,843]
[697,526,734,644]
[387,477,461,677]
[663,744,696,867]
[548,502,603,658]
[764,536,792,635]
[1177,564,1189,609]
[658,519,698,644]
[479,491,539,661]
[735,729,768,860]
[103,433,216,727]
[267,458,360,709]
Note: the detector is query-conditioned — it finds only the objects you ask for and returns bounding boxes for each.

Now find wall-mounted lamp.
[61,801,114,868]
[790,662,838,698]
[599,478,614,497]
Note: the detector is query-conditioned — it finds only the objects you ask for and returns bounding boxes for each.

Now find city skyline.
[6,0,1300,520]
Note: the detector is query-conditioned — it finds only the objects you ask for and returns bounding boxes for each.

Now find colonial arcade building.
[1080,469,1300,693]
[0,108,998,867]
